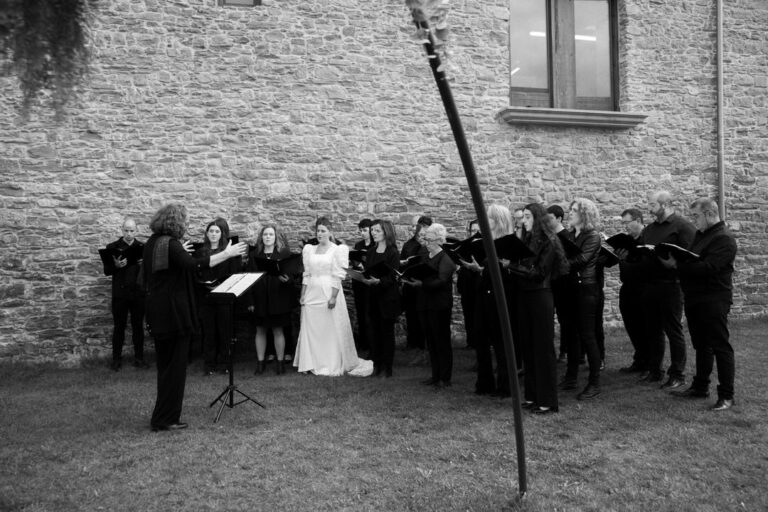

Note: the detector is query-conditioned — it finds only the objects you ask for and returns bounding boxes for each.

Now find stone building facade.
[0,0,766,364]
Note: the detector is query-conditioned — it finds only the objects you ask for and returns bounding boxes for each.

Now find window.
[508,0,618,111]
[218,0,261,6]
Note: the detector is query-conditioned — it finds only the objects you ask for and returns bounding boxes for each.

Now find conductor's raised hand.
[182,240,194,253]
[225,240,248,259]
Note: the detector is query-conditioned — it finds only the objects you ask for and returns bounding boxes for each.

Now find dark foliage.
[0,0,96,118]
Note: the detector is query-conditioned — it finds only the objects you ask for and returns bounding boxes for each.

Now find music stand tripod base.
[206,273,268,423]
[209,349,266,423]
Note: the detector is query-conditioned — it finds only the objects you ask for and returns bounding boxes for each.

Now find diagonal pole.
[413,20,527,498]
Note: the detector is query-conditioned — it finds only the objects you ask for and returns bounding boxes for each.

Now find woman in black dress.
[363,219,401,377]
[247,224,297,375]
[143,204,246,431]
[195,217,242,376]
[508,203,566,414]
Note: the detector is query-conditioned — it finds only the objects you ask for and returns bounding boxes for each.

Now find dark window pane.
[509,0,549,91]
[574,0,611,100]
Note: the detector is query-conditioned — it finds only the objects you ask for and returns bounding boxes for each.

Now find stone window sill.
[495,107,647,129]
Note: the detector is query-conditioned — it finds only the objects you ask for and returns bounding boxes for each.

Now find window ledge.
[495,107,647,129]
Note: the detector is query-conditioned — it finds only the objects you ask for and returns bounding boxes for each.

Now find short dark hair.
[358,218,373,229]
[417,216,433,227]
[546,205,565,220]
[621,208,643,222]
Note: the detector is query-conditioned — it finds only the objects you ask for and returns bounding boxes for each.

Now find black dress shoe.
[559,379,577,390]
[660,377,685,390]
[710,399,734,411]
[521,401,536,409]
[671,387,710,398]
[638,371,662,383]
[619,363,643,373]
[421,378,438,385]
[132,359,150,369]
[532,406,556,415]
[110,360,122,371]
[577,384,601,400]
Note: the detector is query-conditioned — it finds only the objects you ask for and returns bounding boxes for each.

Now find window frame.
[508,0,619,111]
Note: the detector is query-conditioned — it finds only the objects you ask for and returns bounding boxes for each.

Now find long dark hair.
[204,217,230,253]
[525,203,569,277]
[371,219,397,249]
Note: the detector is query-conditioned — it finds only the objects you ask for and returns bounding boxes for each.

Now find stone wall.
[0,0,766,364]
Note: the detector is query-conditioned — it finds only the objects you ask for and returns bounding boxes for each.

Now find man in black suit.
[662,199,737,411]
[103,218,147,371]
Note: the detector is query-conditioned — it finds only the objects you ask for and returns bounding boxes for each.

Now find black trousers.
[459,292,477,349]
[552,279,571,357]
[200,300,230,371]
[421,308,453,383]
[151,332,190,428]
[643,282,686,379]
[518,289,558,410]
[112,296,145,362]
[685,299,734,400]
[565,282,601,386]
[619,283,646,368]
[595,286,606,361]
[404,304,425,350]
[369,311,396,371]
[352,283,371,351]
[474,288,512,395]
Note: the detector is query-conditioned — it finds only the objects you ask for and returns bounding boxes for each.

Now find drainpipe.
[716,0,725,219]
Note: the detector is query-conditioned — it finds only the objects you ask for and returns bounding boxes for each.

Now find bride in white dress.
[293,218,373,377]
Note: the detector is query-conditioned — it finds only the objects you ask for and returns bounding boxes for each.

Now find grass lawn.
[1,318,767,511]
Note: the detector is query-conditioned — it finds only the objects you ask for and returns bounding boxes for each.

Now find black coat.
[416,250,457,311]
[104,238,145,299]
[143,235,210,337]
[678,221,737,304]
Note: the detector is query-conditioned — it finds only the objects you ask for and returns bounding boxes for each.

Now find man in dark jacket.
[636,191,696,389]
[103,218,147,370]
[661,199,737,411]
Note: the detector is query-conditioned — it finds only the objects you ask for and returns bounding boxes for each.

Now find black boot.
[276,360,284,375]
[255,360,265,375]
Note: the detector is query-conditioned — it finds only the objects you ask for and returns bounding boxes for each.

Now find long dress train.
[294,243,373,377]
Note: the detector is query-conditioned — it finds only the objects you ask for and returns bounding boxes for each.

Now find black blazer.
[366,245,401,319]
[143,235,210,337]
[105,238,145,299]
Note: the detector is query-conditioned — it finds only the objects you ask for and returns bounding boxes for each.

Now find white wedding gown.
[293,243,373,377]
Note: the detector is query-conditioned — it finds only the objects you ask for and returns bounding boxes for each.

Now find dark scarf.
[152,235,172,273]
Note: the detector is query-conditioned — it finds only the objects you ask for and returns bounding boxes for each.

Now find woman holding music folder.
[461,204,518,397]
[560,198,603,401]
[359,219,401,377]
[507,203,567,414]
[143,204,246,432]
[194,218,243,376]
[246,224,300,375]
[401,223,457,387]
[294,217,373,377]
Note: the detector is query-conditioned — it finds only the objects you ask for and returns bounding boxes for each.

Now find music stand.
[208,272,266,422]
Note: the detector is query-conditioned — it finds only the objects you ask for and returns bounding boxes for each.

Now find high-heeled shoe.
[276,360,284,375]
[254,360,265,375]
